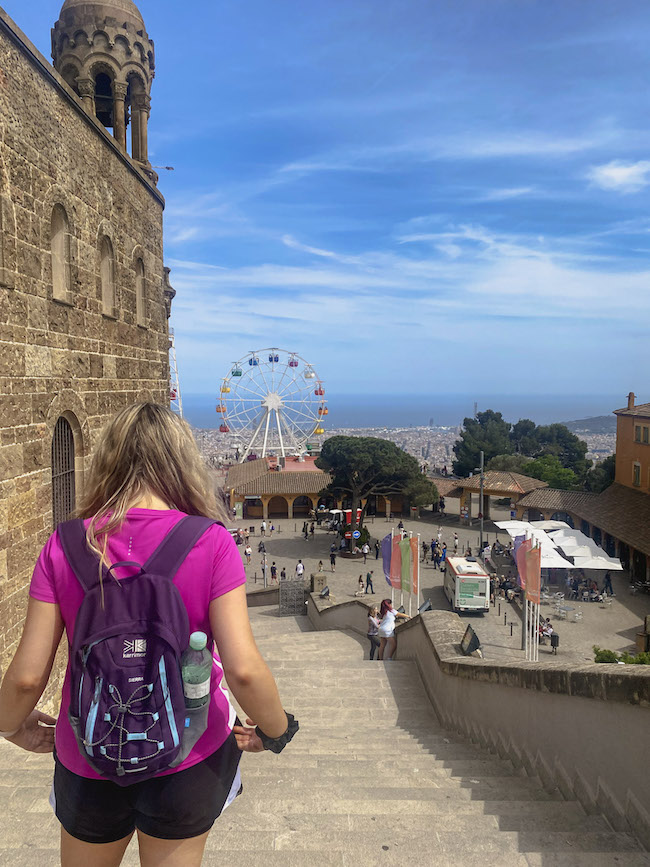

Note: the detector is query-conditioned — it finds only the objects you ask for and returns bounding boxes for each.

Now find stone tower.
[51,0,155,176]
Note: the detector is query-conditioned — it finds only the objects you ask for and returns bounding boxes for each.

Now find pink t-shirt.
[29,508,246,780]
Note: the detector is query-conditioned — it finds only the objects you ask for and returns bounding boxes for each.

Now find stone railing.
[306,594,650,849]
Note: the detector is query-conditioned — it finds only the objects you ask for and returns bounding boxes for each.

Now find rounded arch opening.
[52,415,78,528]
[94,70,114,129]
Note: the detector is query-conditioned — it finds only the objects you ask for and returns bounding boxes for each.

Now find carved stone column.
[113,81,128,150]
[77,78,95,114]
[134,93,151,164]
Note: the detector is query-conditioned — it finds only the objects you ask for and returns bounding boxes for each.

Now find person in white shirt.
[295,560,304,577]
[377,599,409,660]
[260,521,266,537]
[244,545,252,565]
[361,543,370,564]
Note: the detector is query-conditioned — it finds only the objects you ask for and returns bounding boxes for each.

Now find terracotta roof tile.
[457,471,548,496]
[614,402,650,418]
[516,488,598,513]
[237,471,331,497]
[224,459,269,489]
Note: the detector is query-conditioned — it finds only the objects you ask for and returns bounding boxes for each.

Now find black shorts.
[52,732,242,844]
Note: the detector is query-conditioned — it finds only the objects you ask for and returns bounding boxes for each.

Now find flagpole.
[416,532,421,615]
[390,526,395,606]
[408,531,413,617]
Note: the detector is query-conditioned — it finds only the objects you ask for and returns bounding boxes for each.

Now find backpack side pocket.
[169,702,210,767]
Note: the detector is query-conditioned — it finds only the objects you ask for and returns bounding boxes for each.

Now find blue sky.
[12,0,650,401]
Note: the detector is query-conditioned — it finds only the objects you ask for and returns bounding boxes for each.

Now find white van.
[444,557,490,613]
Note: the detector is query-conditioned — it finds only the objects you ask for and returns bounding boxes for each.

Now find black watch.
[255,712,299,754]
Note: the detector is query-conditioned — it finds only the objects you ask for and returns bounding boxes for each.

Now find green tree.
[584,454,616,493]
[533,423,591,479]
[316,436,438,538]
[487,453,530,473]
[521,454,577,490]
[452,410,512,476]
[510,418,539,455]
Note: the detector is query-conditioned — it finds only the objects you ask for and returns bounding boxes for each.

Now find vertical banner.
[410,536,419,599]
[514,535,531,589]
[390,537,402,590]
[381,533,393,586]
[525,545,541,604]
[399,538,411,594]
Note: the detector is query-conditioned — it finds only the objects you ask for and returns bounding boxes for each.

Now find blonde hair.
[78,402,226,601]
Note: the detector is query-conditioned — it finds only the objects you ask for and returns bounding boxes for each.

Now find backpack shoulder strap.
[57,518,106,593]
[143,515,219,579]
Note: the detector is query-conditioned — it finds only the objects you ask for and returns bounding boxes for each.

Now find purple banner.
[381,533,393,585]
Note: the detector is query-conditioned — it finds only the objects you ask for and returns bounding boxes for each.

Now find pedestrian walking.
[330,551,336,572]
[260,520,266,537]
[280,567,287,580]
[355,576,365,597]
[453,532,459,553]
[437,526,442,543]
[244,544,252,565]
[397,520,404,531]
[374,540,380,560]
[422,542,429,562]
[367,607,381,660]
[603,571,615,596]
[310,522,315,538]
[270,562,278,583]
[362,542,370,564]
[0,402,298,866]
[295,560,305,578]
[318,560,324,572]
[365,571,374,594]
[270,524,275,536]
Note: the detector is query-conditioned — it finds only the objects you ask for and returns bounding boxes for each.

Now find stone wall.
[0,10,168,706]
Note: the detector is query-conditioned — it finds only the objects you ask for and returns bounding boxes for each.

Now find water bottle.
[180,632,212,708]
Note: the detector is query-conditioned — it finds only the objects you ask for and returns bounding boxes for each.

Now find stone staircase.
[0,607,647,866]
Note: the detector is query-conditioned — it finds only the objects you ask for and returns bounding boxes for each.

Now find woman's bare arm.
[209,585,288,738]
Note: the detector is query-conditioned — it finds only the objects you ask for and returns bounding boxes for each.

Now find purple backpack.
[58,515,216,785]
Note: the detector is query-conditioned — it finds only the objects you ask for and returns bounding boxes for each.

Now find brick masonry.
[0,8,169,709]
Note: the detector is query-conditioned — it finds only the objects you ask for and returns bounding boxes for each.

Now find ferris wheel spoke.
[278,410,300,451]
[233,380,267,399]
[283,404,321,424]
[274,408,286,457]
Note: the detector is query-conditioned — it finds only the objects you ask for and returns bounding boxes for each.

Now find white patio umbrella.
[530,520,571,531]
[561,544,601,559]
[572,555,623,571]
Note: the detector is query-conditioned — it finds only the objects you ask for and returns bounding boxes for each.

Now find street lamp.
[474,450,485,553]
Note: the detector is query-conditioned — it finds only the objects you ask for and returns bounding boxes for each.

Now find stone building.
[0,0,173,696]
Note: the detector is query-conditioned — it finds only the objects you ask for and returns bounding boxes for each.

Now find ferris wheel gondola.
[217,348,326,461]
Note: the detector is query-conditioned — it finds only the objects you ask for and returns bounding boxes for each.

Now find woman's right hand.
[233,718,265,753]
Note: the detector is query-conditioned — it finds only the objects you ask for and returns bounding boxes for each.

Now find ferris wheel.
[216,349,328,461]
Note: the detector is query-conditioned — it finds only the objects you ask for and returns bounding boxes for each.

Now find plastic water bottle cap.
[189,631,208,651]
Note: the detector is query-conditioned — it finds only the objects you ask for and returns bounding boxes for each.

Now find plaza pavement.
[231,503,650,666]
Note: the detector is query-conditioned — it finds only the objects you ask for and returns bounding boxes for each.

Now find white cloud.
[476,186,536,202]
[587,160,650,193]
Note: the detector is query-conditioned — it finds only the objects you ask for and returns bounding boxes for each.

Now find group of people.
[354,572,375,596]
[367,600,410,660]
[568,573,614,601]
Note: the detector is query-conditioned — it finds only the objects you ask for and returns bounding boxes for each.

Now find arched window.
[100,235,115,315]
[135,257,145,325]
[52,416,75,528]
[94,71,114,130]
[51,204,71,301]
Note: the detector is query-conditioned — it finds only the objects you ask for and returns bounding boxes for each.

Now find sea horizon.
[181,392,623,431]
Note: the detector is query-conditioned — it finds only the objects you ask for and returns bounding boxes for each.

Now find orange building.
[614,392,650,492]
[516,392,650,582]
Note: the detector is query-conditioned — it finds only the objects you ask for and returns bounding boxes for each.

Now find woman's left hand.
[5,710,57,753]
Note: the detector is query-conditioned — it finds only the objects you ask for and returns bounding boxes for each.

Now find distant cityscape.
[193,421,615,471]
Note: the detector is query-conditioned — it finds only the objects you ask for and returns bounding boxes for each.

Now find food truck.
[444,556,490,613]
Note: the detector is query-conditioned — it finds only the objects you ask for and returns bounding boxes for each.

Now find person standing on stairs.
[377,599,410,660]
[367,607,381,660]
[0,403,298,867]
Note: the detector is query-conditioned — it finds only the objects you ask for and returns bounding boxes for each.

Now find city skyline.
[13,0,650,396]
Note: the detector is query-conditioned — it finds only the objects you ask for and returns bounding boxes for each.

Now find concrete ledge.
[307,594,370,636]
